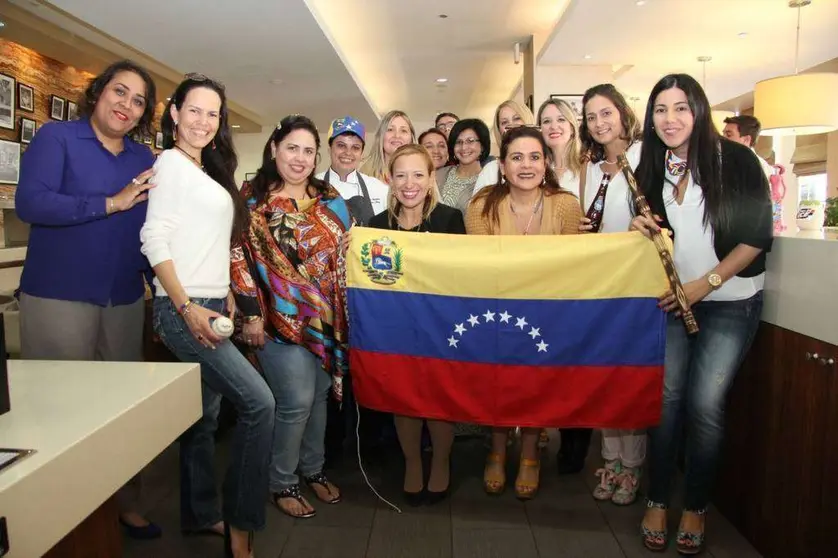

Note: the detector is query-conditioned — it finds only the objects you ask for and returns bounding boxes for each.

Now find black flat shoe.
[119,517,162,540]
[403,489,425,507]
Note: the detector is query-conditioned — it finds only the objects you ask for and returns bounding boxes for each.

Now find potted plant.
[824,197,838,231]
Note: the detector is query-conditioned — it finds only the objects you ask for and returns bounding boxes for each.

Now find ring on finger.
[132,178,140,185]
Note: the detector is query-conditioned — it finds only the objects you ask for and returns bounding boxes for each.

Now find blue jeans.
[646,291,763,511]
[153,297,275,532]
[256,341,331,491]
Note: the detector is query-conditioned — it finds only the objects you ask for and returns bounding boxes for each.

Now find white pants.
[600,429,646,468]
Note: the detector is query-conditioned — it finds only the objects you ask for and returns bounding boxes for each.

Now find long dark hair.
[476,126,567,228]
[78,59,157,140]
[579,83,642,163]
[249,114,335,205]
[160,74,249,240]
[635,74,727,232]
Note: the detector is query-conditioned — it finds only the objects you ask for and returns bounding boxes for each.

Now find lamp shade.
[711,110,736,133]
[754,73,838,136]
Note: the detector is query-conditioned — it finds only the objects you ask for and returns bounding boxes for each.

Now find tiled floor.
[125,430,762,558]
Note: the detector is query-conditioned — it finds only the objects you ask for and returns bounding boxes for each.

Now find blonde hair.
[386,144,440,228]
[361,110,416,182]
[492,100,535,146]
[537,98,583,179]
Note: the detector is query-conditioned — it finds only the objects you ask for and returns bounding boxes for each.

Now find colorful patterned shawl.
[231,182,351,400]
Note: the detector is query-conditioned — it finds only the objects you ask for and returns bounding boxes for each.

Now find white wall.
[534,64,615,112]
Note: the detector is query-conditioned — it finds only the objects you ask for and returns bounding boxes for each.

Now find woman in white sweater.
[140,74,273,558]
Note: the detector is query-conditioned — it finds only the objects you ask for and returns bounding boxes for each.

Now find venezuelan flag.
[346,228,669,428]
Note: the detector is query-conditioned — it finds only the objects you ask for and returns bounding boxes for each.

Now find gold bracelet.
[244,315,262,323]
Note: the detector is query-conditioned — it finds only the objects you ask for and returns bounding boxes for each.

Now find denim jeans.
[256,341,331,491]
[153,297,275,532]
[646,291,763,511]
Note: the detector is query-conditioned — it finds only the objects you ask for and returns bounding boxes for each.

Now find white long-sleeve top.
[140,149,233,298]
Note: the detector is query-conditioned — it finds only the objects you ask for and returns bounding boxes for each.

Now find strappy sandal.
[303,472,342,504]
[676,509,706,555]
[483,452,506,494]
[641,500,668,552]
[515,457,540,500]
[272,485,316,519]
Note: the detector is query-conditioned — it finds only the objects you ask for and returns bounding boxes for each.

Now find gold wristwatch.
[707,272,722,290]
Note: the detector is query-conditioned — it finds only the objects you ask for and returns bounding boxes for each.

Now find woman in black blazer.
[630,74,771,555]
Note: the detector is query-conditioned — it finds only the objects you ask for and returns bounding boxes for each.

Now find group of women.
[15,56,771,557]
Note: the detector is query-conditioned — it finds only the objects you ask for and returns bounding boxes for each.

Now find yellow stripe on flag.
[347,228,671,301]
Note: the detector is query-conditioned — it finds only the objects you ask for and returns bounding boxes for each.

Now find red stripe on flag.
[350,351,663,429]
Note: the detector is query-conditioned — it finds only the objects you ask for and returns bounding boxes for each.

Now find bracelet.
[107,197,115,214]
[243,315,262,323]
[179,299,194,315]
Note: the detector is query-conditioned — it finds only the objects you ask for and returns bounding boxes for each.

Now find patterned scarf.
[665,150,687,177]
[231,183,352,400]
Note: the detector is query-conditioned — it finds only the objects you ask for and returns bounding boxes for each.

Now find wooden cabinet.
[715,322,838,558]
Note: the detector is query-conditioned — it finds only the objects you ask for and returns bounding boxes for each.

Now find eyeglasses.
[436,122,456,132]
[455,137,481,147]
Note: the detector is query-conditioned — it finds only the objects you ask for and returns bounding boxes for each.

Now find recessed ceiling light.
[231,125,241,129]
[166,97,171,101]
[635,0,646,5]
[270,78,283,85]
[436,78,448,83]
[584,54,592,59]
[737,31,748,38]
[0,21,6,29]
[438,14,448,19]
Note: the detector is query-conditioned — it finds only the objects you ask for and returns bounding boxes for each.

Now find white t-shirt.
[471,161,581,199]
[663,155,763,302]
[754,150,774,181]
[315,168,389,215]
[580,141,642,234]
[140,149,234,299]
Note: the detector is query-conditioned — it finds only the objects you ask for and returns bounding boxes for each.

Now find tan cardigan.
[465,190,583,236]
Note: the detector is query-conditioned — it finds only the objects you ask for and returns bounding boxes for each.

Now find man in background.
[723,115,774,179]
[435,112,459,139]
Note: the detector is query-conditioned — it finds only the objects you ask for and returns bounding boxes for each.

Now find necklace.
[604,158,618,165]
[665,149,687,177]
[509,191,545,235]
[174,144,204,171]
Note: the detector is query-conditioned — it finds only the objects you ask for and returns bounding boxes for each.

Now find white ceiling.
[10,0,838,134]
[540,0,838,110]
[36,0,378,132]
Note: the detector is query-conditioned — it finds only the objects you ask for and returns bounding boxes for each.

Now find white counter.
[763,231,838,346]
[0,360,201,557]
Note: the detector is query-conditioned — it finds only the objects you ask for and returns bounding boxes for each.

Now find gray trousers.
[20,292,146,514]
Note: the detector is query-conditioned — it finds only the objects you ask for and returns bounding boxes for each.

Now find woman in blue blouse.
[15,60,161,538]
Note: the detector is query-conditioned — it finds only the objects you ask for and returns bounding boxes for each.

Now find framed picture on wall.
[19,118,36,144]
[0,74,15,130]
[50,95,66,120]
[18,83,34,113]
[0,140,21,185]
[550,94,585,124]
[66,101,79,121]
[155,132,164,149]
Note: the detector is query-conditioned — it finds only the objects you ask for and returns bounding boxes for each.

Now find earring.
[212,139,216,150]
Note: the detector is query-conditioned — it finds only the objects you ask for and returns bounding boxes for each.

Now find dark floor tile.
[452,528,538,558]
[367,507,452,558]
[704,505,762,558]
[450,487,529,530]
[279,526,368,558]
[531,526,626,558]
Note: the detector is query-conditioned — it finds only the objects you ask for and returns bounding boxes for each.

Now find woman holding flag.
[466,126,583,499]
[368,144,465,505]
[631,74,771,554]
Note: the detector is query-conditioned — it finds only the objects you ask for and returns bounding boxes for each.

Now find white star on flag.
[483,310,496,322]
[448,336,459,348]
[536,340,549,352]
[454,323,466,335]
[467,314,480,327]
[528,327,541,339]
[499,311,511,323]
[516,317,528,330]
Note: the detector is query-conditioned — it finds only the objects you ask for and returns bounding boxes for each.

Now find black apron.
[324,170,376,226]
